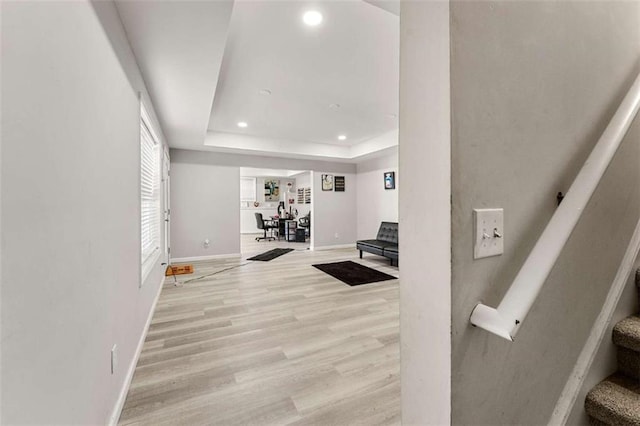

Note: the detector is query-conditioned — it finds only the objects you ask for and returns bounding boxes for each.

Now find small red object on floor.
[165,264,194,276]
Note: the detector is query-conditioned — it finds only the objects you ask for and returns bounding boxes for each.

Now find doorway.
[162,150,171,264]
[239,167,311,255]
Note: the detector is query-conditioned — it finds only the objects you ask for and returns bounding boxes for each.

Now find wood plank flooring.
[119,246,399,425]
[241,232,310,255]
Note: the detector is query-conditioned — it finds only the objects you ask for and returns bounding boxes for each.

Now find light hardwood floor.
[119,247,399,425]
[241,232,310,255]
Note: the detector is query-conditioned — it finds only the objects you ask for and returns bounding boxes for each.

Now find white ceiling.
[115,0,399,162]
[240,167,304,178]
[208,1,399,147]
[362,0,400,16]
[204,128,397,162]
[115,0,234,147]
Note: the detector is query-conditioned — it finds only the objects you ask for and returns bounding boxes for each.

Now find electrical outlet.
[203,238,210,248]
[111,344,118,374]
[334,232,339,239]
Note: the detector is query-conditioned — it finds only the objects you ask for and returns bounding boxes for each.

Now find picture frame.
[384,171,395,190]
[264,179,280,201]
[322,174,333,191]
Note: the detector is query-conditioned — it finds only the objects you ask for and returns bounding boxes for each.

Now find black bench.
[356,222,398,266]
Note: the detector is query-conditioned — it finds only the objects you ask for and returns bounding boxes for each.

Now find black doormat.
[312,261,397,286]
[247,248,294,261]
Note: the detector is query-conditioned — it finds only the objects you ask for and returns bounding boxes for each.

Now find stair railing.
[470,72,640,341]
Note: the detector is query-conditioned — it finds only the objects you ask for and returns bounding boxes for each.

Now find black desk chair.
[254,213,277,241]
[298,212,310,238]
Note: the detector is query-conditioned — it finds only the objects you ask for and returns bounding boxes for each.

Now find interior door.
[163,151,171,265]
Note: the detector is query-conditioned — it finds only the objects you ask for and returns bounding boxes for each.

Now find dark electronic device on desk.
[275,202,289,239]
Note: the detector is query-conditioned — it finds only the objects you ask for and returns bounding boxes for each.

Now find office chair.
[298,212,310,238]
[254,212,277,241]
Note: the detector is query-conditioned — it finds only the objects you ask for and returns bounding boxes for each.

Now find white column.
[399,1,451,424]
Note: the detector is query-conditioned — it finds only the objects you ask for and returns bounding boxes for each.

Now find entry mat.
[312,260,397,286]
[247,248,294,262]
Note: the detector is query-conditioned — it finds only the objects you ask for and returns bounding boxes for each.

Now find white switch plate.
[473,208,504,259]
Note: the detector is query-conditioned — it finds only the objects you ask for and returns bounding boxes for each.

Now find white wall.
[1,1,168,424]
[241,208,276,234]
[399,2,451,424]
[170,161,240,259]
[449,2,640,424]
[311,171,358,249]
[356,151,398,240]
[171,149,356,252]
[170,149,357,174]
[0,1,3,421]
[293,171,311,217]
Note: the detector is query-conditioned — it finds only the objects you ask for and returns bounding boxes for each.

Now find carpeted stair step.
[585,373,640,426]
[618,346,640,381]
[637,269,640,308]
[613,316,640,352]
[589,417,609,426]
[613,316,640,380]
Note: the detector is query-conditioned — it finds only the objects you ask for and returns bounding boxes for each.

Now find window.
[140,104,161,282]
[240,177,257,202]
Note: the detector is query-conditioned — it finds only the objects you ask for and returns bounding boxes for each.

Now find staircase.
[585,271,640,425]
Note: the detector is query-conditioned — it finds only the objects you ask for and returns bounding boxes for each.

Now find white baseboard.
[108,275,165,426]
[171,253,241,263]
[549,217,640,425]
[311,243,356,251]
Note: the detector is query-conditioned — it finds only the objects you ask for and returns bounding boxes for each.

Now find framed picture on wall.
[334,176,345,192]
[264,179,280,201]
[384,171,395,190]
[322,174,333,191]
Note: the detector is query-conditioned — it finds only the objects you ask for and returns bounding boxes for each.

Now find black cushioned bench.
[356,222,398,266]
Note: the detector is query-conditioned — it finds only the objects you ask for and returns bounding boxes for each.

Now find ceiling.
[362,0,400,16]
[240,168,305,178]
[208,1,399,147]
[115,0,234,148]
[115,0,399,162]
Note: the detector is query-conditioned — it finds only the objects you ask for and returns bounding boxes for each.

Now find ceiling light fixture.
[329,103,341,109]
[237,121,248,128]
[338,135,347,141]
[303,10,323,27]
[259,89,272,96]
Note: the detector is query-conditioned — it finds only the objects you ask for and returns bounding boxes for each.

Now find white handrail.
[470,72,640,341]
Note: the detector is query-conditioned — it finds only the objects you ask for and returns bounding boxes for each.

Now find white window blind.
[140,106,161,270]
[240,177,257,202]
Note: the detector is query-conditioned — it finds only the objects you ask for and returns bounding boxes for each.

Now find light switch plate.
[473,208,504,259]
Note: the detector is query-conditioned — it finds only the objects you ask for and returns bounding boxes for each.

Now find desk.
[270,217,289,240]
[270,217,301,242]
[284,220,297,242]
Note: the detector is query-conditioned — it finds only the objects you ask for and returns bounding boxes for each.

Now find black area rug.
[247,248,294,261]
[312,261,397,286]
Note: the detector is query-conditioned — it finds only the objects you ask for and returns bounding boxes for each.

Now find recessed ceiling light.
[338,135,347,141]
[237,121,248,128]
[329,103,341,109]
[303,10,323,27]
[259,89,272,96]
